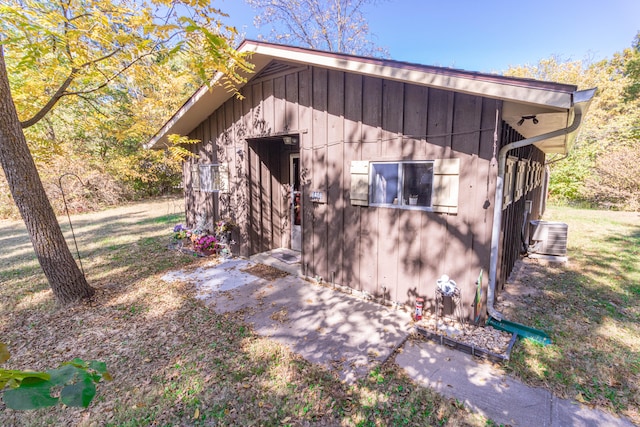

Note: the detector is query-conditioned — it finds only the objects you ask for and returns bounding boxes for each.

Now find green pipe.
[487,317,552,346]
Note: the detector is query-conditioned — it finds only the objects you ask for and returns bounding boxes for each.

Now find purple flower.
[173,224,184,232]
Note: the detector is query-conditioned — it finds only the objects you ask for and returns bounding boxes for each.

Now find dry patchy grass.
[499,206,640,424]
[0,199,486,426]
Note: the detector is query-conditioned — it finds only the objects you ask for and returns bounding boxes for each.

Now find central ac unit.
[528,220,568,260]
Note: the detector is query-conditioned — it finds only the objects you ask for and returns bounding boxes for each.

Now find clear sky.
[218,0,639,73]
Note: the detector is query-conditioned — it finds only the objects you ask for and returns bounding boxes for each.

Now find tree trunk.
[0,48,94,304]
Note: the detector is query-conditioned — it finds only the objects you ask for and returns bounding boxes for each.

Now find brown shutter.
[514,159,528,201]
[191,164,200,191]
[503,157,517,209]
[218,164,229,192]
[432,158,459,214]
[350,161,369,206]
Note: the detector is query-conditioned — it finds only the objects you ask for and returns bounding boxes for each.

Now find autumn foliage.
[505,32,640,211]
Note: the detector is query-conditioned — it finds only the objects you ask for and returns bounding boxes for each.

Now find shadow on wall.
[185,65,549,321]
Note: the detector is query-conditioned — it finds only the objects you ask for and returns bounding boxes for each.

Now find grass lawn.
[502,205,640,424]
[0,198,487,426]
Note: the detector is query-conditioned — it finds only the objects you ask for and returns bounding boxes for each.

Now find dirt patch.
[495,257,552,318]
[241,263,289,281]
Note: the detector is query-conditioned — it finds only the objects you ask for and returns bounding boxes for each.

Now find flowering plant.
[194,234,218,252]
[215,218,236,235]
[173,224,191,240]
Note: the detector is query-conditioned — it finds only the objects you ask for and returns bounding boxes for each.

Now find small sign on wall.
[310,190,326,203]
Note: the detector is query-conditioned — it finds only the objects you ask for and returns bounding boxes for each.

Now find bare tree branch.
[246,0,388,56]
[20,69,77,128]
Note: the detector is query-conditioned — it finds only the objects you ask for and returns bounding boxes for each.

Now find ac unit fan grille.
[529,221,568,256]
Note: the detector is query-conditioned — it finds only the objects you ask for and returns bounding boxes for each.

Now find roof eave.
[242,41,576,109]
[145,40,581,150]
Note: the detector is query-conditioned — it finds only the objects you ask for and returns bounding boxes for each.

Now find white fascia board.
[147,41,576,149]
[146,49,275,149]
[144,71,226,150]
[243,43,574,110]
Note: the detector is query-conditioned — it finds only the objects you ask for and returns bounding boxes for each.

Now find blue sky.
[218,0,639,73]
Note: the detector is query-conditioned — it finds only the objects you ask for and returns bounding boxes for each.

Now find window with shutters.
[190,164,228,193]
[349,158,459,213]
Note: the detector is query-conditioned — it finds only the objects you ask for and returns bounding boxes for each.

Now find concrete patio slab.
[162,258,257,293]
[166,258,412,383]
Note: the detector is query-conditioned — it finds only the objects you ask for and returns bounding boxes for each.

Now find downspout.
[487,89,595,321]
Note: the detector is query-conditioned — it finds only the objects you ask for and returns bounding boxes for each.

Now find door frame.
[290,153,301,252]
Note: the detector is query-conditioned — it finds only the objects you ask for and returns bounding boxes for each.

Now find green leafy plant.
[0,342,111,410]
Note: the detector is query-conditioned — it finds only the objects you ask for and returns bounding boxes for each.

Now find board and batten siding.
[185,62,503,320]
[497,123,546,289]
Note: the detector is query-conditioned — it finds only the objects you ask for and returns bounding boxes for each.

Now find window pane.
[371,163,399,204]
[402,163,433,207]
[198,164,222,192]
[199,165,212,192]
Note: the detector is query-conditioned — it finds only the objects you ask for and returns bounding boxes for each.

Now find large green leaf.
[88,360,107,374]
[0,369,51,389]
[2,377,58,410]
[60,376,96,408]
[47,364,81,386]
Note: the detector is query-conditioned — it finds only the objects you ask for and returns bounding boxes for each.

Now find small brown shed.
[147,40,595,321]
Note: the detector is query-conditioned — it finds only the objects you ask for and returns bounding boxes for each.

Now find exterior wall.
[183,121,218,229]
[184,62,504,320]
[497,123,546,289]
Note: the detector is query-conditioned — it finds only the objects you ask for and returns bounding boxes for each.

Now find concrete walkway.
[397,340,634,427]
[162,255,636,427]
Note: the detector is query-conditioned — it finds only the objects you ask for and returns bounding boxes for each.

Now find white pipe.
[487,92,592,321]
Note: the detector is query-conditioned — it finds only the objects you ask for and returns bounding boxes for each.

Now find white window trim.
[368,160,435,211]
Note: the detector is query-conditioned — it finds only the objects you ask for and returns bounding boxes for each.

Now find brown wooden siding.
[497,123,546,289]
[185,61,506,320]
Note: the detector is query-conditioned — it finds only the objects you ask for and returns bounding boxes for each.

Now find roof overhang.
[146,40,594,154]
[502,88,595,154]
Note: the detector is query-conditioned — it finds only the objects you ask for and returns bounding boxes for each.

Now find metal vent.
[528,220,568,257]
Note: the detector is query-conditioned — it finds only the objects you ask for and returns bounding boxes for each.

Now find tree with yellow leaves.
[0,0,252,304]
